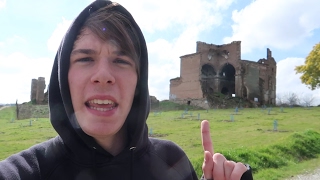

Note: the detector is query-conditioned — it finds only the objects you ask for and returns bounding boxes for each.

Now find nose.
[90,60,115,85]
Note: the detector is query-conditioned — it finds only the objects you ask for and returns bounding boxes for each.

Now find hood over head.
[48,0,150,162]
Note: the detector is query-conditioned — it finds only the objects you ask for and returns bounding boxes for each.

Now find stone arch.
[200,64,216,97]
[219,63,236,96]
[201,64,216,78]
[219,63,236,80]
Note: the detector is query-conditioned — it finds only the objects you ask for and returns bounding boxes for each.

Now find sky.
[0,0,320,106]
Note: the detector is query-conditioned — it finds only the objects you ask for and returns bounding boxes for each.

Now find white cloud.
[117,0,233,33]
[0,52,52,103]
[47,18,72,52]
[147,27,202,100]
[276,57,320,106]
[147,39,181,100]
[0,0,6,9]
[224,0,320,53]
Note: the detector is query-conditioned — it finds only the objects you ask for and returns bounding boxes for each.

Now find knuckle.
[236,162,247,170]
[224,160,236,169]
[212,153,226,161]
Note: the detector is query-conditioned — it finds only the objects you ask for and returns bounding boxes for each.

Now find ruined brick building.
[30,77,46,104]
[169,41,276,108]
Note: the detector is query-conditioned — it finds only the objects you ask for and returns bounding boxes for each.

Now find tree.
[295,42,320,90]
[285,92,299,106]
[16,99,19,120]
[299,93,316,107]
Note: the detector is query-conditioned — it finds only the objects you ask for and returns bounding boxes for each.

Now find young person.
[0,1,252,179]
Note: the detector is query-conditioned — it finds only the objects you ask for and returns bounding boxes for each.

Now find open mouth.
[85,99,118,112]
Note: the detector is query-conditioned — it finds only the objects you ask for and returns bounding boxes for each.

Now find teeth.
[89,99,114,105]
[89,106,115,112]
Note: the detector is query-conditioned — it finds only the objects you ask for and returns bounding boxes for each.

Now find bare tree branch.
[299,93,316,107]
[284,92,300,107]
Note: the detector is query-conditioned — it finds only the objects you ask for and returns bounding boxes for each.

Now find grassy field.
[1,106,320,179]
[0,107,57,159]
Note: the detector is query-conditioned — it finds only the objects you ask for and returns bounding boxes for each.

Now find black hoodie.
[0,1,198,180]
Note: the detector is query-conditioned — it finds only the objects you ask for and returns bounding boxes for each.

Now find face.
[68,28,138,140]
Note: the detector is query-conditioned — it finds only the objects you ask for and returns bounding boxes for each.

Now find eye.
[114,58,132,65]
[76,57,94,62]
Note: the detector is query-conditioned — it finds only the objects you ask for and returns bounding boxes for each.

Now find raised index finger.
[201,120,214,155]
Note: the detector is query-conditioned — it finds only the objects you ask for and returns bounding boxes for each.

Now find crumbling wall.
[169,53,203,100]
[169,41,277,107]
[36,77,46,104]
[257,48,277,105]
[150,96,159,110]
[30,79,38,103]
[243,64,260,102]
[30,77,46,104]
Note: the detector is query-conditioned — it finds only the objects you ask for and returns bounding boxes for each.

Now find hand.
[201,120,248,180]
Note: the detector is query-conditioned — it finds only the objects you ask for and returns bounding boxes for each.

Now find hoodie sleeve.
[0,137,63,180]
[0,149,41,180]
[148,138,198,180]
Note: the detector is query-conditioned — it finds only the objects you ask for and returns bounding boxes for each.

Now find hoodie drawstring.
[129,147,136,180]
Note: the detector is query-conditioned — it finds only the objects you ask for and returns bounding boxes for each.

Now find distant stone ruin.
[30,77,46,104]
[170,41,277,108]
[150,96,160,110]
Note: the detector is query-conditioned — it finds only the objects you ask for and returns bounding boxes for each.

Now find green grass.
[0,107,57,158]
[154,100,204,111]
[146,107,320,178]
[254,157,320,180]
[1,106,320,179]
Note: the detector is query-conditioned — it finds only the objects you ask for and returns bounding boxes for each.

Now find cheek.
[69,69,86,87]
[118,74,137,103]
[68,71,82,103]
[127,76,138,96]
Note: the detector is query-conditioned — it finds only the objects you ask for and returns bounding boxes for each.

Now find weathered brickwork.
[169,41,277,108]
[30,77,46,104]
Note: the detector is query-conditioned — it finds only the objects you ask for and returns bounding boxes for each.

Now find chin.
[82,121,122,138]
[75,110,127,138]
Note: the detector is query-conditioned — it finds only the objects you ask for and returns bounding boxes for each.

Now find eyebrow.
[70,48,126,56]
[71,49,96,56]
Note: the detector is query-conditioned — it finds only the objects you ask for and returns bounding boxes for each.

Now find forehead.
[73,28,119,51]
